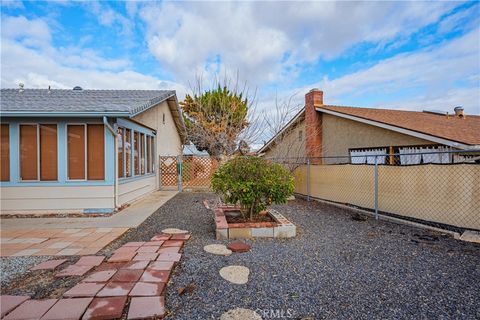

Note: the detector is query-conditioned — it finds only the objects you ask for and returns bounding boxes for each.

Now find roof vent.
[454,106,465,118]
[18,83,24,93]
[73,86,83,91]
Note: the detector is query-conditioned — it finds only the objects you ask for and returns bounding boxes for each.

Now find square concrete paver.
[83,270,117,283]
[133,253,158,261]
[110,270,143,282]
[157,252,181,262]
[41,298,93,320]
[108,252,136,263]
[148,261,174,271]
[30,259,67,271]
[121,261,150,270]
[140,269,170,283]
[0,296,30,318]
[55,265,94,277]
[76,256,105,267]
[96,282,135,297]
[3,299,57,320]
[143,241,164,246]
[63,283,105,298]
[12,249,41,257]
[114,246,138,254]
[129,282,166,297]
[157,247,180,254]
[127,296,165,319]
[82,296,127,320]
[162,240,184,247]
[136,246,159,253]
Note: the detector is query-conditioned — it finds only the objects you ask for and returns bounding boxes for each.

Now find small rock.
[227,241,251,253]
[219,266,250,284]
[220,308,261,320]
[204,244,232,256]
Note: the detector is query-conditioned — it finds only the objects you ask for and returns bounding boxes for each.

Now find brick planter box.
[214,206,296,239]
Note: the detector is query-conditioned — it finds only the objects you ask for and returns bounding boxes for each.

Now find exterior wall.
[118,175,156,205]
[263,121,306,159]
[293,164,480,230]
[133,101,182,156]
[0,185,114,214]
[322,113,433,160]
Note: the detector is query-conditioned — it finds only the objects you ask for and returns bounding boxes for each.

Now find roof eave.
[0,111,130,117]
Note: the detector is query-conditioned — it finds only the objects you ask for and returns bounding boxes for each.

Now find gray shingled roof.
[0,89,176,114]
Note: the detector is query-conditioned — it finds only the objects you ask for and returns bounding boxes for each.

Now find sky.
[1,0,479,125]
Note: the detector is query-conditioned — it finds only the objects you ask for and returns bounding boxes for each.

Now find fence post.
[177,155,183,192]
[307,158,311,202]
[374,155,378,220]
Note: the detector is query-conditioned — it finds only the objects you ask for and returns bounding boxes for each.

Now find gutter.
[1,111,130,117]
[103,116,118,210]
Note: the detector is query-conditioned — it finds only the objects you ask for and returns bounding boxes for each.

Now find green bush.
[211,156,294,220]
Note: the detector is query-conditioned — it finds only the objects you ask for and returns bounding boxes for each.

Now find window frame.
[117,126,155,180]
[18,123,59,182]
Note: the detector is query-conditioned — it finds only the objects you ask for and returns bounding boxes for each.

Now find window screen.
[1,124,10,181]
[125,128,132,177]
[134,131,140,175]
[87,124,105,180]
[40,124,58,181]
[146,136,151,174]
[68,125,86,180]
[20,124,38,180]
[140,133,145,175]
[118,127,124,178]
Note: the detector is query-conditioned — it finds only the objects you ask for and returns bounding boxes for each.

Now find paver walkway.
[0,191,177,257]
[0,232,189,319]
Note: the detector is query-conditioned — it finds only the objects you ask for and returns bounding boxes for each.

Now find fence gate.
[159,155,219,191]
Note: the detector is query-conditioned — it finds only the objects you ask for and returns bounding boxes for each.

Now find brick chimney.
[305,89,323,163]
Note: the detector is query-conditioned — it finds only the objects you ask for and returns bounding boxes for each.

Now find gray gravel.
[1,256,52,287]
[132,192,480,320]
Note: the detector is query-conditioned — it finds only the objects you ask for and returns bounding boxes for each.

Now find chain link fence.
[268,149,480,232]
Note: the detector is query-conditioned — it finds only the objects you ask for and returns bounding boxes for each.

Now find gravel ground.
[2,192,479,320]
[1,256,52,287]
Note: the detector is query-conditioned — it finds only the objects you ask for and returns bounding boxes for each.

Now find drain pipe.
[103,116,118,210]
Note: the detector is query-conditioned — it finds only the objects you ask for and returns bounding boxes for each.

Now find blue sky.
[1,0,479,118]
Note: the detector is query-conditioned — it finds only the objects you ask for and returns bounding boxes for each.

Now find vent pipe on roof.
[454,106,465,119]
[18,83,24,93]
[73,86,83,91]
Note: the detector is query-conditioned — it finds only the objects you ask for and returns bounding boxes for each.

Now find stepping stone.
[227,242,251,253]
[95,263,125,271]
[150,234,171,241]
[108,252,136,263]
[41,298,93,320]
[114,246,138,254]
[219,266,250,285]
[3,299,57,320]
[143,241,164,246]
[140,269,170,283]
[30,259,67,271]
[0,296,30,318]
[161,228,188,234]
[55,265,93,277]
[148,261,174,271]
[96,282,135,297]
[136,246,159,253]
[129,282,165,297]
[157,247,180,254]
[156,252,181,262]
[110,269,143,282]
[171,234,191,240]
[220,308,262,320]
[127,296,165,319]
[82,296,127,320]
[83,270,117,283]
[121,260,150,270]
[162,240,184,247]
[75,256,105,267]
[203,244,232,256]
[64,283,105,298]
[123,242,145,247]
[133,252,158,261]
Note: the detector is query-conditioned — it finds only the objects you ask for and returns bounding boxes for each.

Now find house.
[0,87,186,215]
[259,89,480,164]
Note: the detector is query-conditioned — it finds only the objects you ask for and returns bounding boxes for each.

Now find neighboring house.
[0,87,186,214]
[259,89,480,164]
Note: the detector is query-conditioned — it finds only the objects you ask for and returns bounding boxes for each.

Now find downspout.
[103,116,118,210]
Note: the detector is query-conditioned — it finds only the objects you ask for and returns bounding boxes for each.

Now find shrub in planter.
[211,156,294,220]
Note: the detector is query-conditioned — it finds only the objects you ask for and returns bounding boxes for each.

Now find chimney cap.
[454,106,464,111]
[309,88,322,93]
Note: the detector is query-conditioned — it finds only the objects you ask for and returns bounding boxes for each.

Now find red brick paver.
[148,261,174,271]
[129,282,165,297]
[30,259,67,271]
[140,269,170,283]
[133,253,158,261]
[127,296,165,319]
[63,283,105,298]
[75,256,105,267]
[157,252,181,262]
[96,282,135,297]
[83,270,117,283]
[3,299,57,320]
[157,246,180,254]
[108,252,136,263]
[114,246,138,254]
[162,240,184,247]
[143,241,164,246]
[0,296,30,318]
[121,261,149,270]
[41,298,93,320]
[123,242,145,247]
[110,270,143,282]
[55,265,93,277]
[82,296,127,320]
[136,246,160,253]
